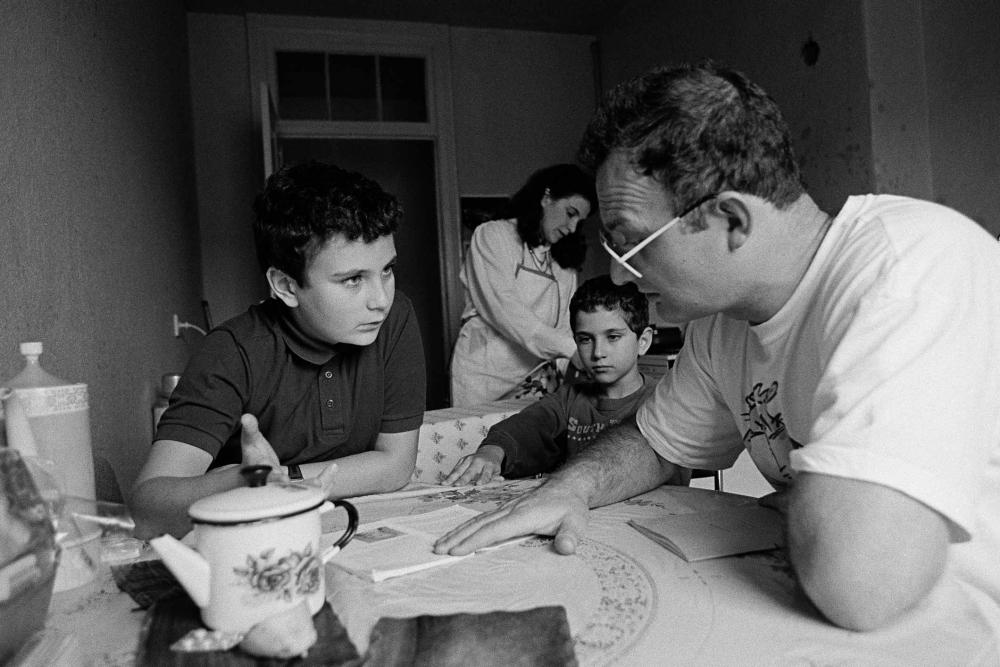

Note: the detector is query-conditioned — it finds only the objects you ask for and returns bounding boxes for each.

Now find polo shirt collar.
[270,299,339,365]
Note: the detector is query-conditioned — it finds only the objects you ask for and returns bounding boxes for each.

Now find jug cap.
[20,342,43,356]
[188,466,326,524]
[160,373,182,396]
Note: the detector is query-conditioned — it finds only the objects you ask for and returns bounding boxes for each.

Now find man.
[436,62,1000,635]
[132,162,426,539]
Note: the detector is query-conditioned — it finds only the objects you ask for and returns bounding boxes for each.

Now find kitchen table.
[28,480,1000,665]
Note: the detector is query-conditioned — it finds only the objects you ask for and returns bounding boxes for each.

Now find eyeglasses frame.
[599,194,716,279]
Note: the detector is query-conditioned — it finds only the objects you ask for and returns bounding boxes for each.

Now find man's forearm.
[550,421,676,509]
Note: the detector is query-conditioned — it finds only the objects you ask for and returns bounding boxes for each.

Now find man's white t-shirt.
[637,194,1000,633]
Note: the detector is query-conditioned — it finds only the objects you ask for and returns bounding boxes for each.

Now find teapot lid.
[188,466,326,524]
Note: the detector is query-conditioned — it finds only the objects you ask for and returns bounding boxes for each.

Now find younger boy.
[444,275,655,485]
[131,162,426,539]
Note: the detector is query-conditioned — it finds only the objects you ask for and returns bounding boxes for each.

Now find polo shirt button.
[324,371,333,379]
[326,399,334,408]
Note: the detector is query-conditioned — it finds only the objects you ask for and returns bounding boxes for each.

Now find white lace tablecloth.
[32,480,1000,665]
[325,481,1000,666]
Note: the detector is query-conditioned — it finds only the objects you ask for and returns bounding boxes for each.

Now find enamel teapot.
[150,465,357,633]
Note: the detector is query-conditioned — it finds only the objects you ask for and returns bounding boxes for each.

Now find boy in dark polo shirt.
[131,162,426,539]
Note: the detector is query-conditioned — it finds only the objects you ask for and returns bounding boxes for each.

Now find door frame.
[247,13,463,362]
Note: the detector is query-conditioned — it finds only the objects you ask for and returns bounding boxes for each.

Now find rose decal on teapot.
[233,543,322,602]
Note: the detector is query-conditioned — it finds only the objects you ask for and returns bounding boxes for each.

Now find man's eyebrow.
[601,218,622,233]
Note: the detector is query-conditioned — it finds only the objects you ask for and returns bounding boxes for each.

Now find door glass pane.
[328,54,377,121]
[379,56,427,122]
[276,51,327,119]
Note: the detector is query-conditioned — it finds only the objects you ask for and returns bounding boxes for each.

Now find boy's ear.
[637,326,654,356]
[266,267,300,308]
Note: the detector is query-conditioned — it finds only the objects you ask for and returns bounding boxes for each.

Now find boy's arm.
[131,414,297,539]
[131,440,246,539]
[488,391,568,478]
[295,428,418,498]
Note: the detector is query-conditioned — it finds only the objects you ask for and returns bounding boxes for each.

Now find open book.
[628,504,784,562]
[327,505,530,582]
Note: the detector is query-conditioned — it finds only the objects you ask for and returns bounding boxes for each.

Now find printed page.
[329,505,498,582]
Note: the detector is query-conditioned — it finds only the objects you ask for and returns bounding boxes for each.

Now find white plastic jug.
[3,342,95,501]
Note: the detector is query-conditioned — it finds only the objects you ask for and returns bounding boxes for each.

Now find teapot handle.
[321,500,358,563]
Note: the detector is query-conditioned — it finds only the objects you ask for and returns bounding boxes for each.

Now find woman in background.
[450,164,596,407]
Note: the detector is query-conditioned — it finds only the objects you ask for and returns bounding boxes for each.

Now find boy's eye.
[382,264,395,277]
[343,275,362,287]
[608,333,622,341]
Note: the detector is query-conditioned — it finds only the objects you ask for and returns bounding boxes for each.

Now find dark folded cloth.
[136,593,361,666]
[364,606,577,667]
[111,559,185,609]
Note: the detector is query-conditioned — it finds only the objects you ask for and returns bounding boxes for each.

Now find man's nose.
[609,262,636,285]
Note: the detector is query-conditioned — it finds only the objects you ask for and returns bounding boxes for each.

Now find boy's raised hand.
[241,413,340,495]
[444,446,505,486]
[240,413,288,482]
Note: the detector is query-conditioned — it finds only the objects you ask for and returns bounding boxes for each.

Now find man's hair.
[570,274,650,336]
[252,161,402,285]
[578,61,805,212]
[505,163,597,271]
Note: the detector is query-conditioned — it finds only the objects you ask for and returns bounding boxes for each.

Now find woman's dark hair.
[505,163,596,271]
[570,274,649,335]
[252,161,402,285]
[578,61,805,213]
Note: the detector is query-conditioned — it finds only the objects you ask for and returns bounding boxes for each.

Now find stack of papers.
[628,505,784,562]
[328,505,530,582]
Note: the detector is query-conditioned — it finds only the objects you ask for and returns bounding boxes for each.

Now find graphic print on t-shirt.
[566,416,620,450]
[740,381,801,483]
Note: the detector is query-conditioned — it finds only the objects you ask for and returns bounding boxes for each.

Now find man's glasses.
[599,195,715,279]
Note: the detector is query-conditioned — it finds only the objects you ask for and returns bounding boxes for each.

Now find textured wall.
[596,0,873,215]
[187,13,267,326]
[0,2,204,494]
[449,27,596,197]
[921,0,1000,235]
[187,16,600,324]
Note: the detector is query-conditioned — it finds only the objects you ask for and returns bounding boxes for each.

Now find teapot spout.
[150,534,211,608]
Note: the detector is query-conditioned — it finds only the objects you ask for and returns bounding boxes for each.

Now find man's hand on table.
[433,479,590,556]
[443,445,505,486]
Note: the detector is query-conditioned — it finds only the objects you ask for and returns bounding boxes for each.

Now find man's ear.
[266,267,300,308]
[712,193,751,251]
[637,326,654,356]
